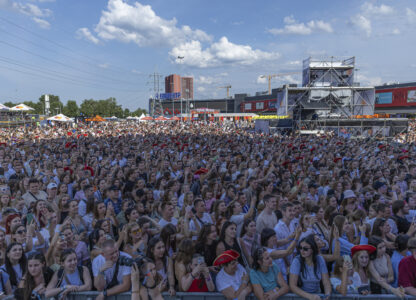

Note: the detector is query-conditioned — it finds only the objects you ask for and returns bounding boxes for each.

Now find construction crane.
[260,72,300,94]
[218,85,232,98]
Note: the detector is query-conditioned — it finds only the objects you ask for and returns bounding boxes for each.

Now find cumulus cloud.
[170,37,280,68]
[76,28,100,44]
[32,17,50,28]
[407,8,416,24]
[12,2,51,17]
[350,14,371,37]
[357,73,383,86]
[256,76,267,84]
[94,0,211,47]
[361,2,394,16]
[268,15,333,35]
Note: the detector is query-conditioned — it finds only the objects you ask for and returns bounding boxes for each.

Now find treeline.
[4,95,147,118]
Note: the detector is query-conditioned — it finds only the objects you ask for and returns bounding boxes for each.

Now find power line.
[0,40,138,86]
[0,16,146,78]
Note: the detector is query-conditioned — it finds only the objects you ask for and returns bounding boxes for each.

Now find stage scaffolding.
[276,56,376,132]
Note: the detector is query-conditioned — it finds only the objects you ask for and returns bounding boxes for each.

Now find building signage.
[158,92,181,100]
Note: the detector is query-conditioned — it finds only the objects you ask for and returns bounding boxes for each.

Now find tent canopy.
[47,114,73,122]
[10,104,34,111]
[0,104,10,111]
[85,115,105,122]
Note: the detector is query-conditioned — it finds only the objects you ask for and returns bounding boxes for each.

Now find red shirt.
[399,255,416,288]
[187,278,209,292]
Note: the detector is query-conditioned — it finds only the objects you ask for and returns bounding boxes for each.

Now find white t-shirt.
[92,253,131,287]
[216,263,246,292]
[158,217,178,228]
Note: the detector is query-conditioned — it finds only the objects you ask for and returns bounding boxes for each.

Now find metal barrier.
[60,292,416,300]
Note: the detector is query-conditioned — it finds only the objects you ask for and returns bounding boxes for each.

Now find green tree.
[131,107,147,116]
[63,100,79,117]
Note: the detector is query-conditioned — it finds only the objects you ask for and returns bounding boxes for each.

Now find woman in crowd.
[45,249,92,298]
[65,200,87,242]
[46,232,68,272]
[250,247,289,300]
[138,258,164,300]
[88,229,106,260]
[371,218,396,250]
[181,253,215,292]
[195,224,218,268]
[60,226,89,266]
[146,237,175,296]
[330,257,356,295]
[368,236,405,297]
[15,252,53,300]
[123,222,146,258]
[2,243,26,291]
[216,221,245,266]
[289,235,332,300]
[239,218,260,267]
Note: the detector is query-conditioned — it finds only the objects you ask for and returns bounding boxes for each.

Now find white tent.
[10,104,34,111]
[0,104,10,111]
[47,114,73,122]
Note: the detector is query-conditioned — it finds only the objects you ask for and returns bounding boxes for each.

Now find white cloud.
[357,73,383,86]
[32,17,50,28]
[170,37,280,68]
[268,15,333,35]
[407,8,416,24]
[288,60,301,66]
[76,28,100,44]
[98,63,109,68]
[94,0,211,47]
[350,14,371,37]
[197,87,206,92]
[256,76,267,84]
[392,28,400,35]
[12,2,51,17]
[361,2,394,16]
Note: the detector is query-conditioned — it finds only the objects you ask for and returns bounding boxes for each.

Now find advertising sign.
[408,90,416,103]
[158,92,181,100]
[375,92,392,104]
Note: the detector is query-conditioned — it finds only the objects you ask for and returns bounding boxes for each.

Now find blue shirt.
[0,269,9,293]
[332,235,368,257]
[290,255,328,293]
[249,263,280,292]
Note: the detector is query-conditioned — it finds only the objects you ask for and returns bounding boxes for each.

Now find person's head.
[351,245,375,272]
[219,221,237,241]
[126,222,141,244]
[147,237,166,261]
[368,236,386,258]
[213,249,239,274]
[161,202,174,219]
[395,234,410,253]
[60,249,78,273]
[11,224,26,244]
[139,258,159,284]
[298,234,318,260]
[260,228,277,248]
[125,207,139,223]
[94,200,106,218]
[194,199,206,215]
[281,202,294,221]
[331,215,350,238]
[175,238,194,265]
[371,218,390,237]
[263,194,277,211]
[252,247,273,270]
[102,239,119,263]
[6,242,24,263]
[392,200,409,215]
[5,214,21,234]
[27,251,46,278]
[240,218,256,237]
[197,224,217,244]
[67,199,79,215]
[61,226,75,243]
[160,224,177,250]
[28,178,39,194]
[89,228,106,249]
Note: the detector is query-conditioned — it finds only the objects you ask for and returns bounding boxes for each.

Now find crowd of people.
[0,120,416,299]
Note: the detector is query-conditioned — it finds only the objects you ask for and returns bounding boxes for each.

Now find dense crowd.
[0,120,416,300]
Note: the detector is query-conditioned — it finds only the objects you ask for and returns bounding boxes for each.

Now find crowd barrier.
[56,292,415,300]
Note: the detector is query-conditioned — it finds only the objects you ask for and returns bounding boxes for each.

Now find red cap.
[213,250,240,266]
[334,157,342,163]
[351,245,376,257]
[399,155,410,160]
[84,166,94,177]
[195,168,209,175]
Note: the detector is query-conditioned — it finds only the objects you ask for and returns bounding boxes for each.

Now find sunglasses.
[131,228,142,235]
[17,230,26,234]
[299,246,311,252]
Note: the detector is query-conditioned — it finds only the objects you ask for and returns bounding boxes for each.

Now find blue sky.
[0,0,415,110]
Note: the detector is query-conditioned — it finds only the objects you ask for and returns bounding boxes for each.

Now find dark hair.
[60,248,77,264]
[392,200,405,215]
[368,236,384,260]
[125,207,137,223]
[146,237,167,269]
[160,224,177,253]
[260,228,276,247]
[252,247,268,270]
[240,218,255,238]
[175,238,194,265]
[24,251,47,300]
[89,229,103,250]
[296,234,319,280]
[281,202,293,212]
[396,234,410,252]
[371,218,386,237]
[5,242,26,288]
[219,221,236,242]
[197,223,215,244]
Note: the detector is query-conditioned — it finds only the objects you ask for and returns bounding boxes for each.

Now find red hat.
[84,166,94,177]
[213,250,240,266]
[336,142,343,145]
[351,245,376,257]
[0,143,6,147]
[64,167,73,175]
[195,168,209,175]
[399,155,410,160]
[334,157,342,163]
